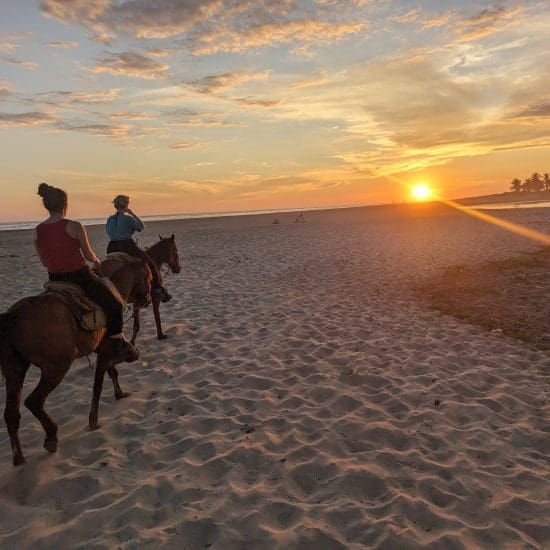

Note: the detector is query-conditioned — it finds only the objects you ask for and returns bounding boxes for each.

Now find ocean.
[1,200,548,232]
[0,205,360,232]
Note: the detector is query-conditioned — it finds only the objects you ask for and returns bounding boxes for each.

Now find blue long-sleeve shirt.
[106,212,144,241]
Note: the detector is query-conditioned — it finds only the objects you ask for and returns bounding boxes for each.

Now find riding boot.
[153,286,172,303]
[109,335,139,365]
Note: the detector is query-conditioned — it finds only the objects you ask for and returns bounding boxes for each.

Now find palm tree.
[522,178,531,193]
[529,172,544,193]
[543,173,550,192]
[509,178,522,192]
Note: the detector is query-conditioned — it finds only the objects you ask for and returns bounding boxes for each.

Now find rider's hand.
[93,259,102,269]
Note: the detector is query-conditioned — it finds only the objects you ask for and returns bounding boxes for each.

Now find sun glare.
[411,183,432,201]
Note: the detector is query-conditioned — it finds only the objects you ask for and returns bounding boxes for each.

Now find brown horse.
[0,258,151,466]
[131,234,181,344]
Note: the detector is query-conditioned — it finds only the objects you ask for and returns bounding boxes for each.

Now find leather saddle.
[101,252,139,278]
[43,278,124,332]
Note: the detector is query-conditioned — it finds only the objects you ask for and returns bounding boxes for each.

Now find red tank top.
[36,219,86,274]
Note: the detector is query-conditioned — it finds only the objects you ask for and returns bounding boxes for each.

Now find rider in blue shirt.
[106,195,171,302]
[106,209,144,241]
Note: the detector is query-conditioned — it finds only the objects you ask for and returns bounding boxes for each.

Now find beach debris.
[272,218,280,224]
[434,399,441,407]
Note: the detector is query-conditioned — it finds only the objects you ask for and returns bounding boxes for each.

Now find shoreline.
[0,202,379,232]
[2,197,550,232]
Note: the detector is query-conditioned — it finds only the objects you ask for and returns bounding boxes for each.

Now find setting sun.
[411,183,433,201]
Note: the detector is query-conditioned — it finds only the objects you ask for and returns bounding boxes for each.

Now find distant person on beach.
[294,213,306,223]
[106,195,171,302]
[34,183,138,357]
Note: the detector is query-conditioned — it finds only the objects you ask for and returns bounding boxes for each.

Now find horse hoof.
[13,455,25,466]
[158,334,168,340]
[43,439,58,453]
[115,391,131,400]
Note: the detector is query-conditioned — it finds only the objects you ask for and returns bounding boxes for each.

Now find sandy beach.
[0,203,549,549]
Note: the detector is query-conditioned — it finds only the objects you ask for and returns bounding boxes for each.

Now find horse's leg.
[131,305,140,345]
[24,364,69,455]
[2,349,29,466]
[89,353,109,430]
[153,298,167,340]
[107,363,130,400]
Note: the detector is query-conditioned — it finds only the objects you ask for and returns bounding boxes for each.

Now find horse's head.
[130,257,153,308]
[156,234,182,274]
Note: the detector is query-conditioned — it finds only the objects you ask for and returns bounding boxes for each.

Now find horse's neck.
[146,243,164,267]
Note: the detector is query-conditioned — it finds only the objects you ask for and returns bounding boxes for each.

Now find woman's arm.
[127,209,145,232]
[67,221,101,266]
[33,228,47,267]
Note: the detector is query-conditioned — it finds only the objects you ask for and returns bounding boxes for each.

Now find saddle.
[101,252,139,278]
[43,278,124,332]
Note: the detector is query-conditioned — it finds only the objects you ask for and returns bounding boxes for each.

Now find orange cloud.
[0,111,54,127]
[194,20,365,55]
[93,52,169,80]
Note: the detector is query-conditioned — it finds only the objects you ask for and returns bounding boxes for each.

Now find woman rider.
[106,195,171,302]
[34,183,138,364]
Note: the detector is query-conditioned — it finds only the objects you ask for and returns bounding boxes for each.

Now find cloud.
[192,20,365,55]
[40,0,220,39]
[455,5,521,43]
[1,57,38,70]
[35,89,120,105]
[421,11,454,30]
[40,0,111,24]
[234,97,282,108]
[161,108,245,127]
[390,9,419,24]
[55,120,137,140]
[169,141,207,150]
[0,84,12,101]
[40,0,365,55]
[0,43,18,54]
[183,71,269,95]
[89,32,114,45]
[93,51,169,79]
[292,71,329,89]
[0,111,55,127]
[148,48,169,57]
[0,33,31,53]
[108,111,154,121]
[513,101,550,118]
[48,40,79,48]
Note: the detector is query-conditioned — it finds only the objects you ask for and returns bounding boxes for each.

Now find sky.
[1,0,549,222]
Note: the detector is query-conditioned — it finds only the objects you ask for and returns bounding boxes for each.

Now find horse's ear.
[158,234,164,241]
[170,234,175,241]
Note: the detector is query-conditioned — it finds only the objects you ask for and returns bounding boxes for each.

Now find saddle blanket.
[100,252,139,279]
[42,281,113,331]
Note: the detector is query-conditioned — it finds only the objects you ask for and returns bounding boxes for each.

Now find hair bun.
[37,182,53,197]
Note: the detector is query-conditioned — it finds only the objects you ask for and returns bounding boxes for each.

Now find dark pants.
[107,239,162,289]
[49,267,123,335]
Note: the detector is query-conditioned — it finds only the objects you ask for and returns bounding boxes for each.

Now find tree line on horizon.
[509,172,550,193]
